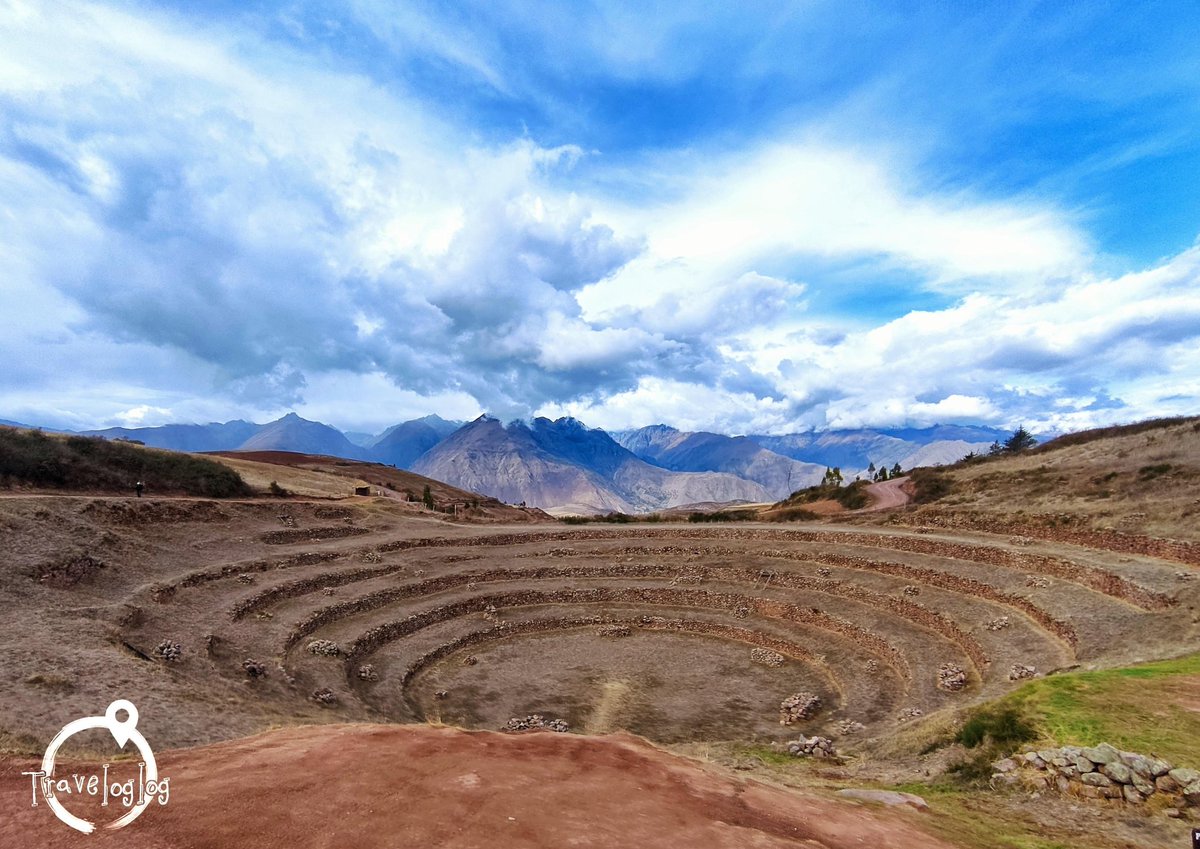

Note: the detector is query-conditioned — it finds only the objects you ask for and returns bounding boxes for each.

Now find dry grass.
[209,455,372,498]
[907,417,1200,540]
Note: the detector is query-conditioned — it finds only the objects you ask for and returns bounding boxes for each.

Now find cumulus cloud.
[0,0,1195,435]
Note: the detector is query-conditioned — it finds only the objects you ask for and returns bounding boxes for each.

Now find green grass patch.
[989,652,1200,765]
[736,744,796,767]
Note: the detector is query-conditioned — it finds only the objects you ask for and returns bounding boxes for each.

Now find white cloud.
[0,0,1195,437]
[580,141,1089,322]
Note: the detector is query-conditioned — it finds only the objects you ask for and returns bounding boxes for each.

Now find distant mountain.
[6,409,1020,510]
[343,431,377,448]
[749,425,1006,477]
[615,425,825,499]
[237,413,371,459]
[82,420,261,451]
[412,416,770,514]
[371,415,461,468]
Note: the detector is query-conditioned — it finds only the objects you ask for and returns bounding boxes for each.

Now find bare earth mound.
[0,723,956,849]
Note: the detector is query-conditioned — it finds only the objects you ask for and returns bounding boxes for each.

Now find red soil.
[1,724,960,849]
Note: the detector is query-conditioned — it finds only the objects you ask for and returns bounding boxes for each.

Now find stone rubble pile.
[993,743,1200,814]
[751,648,786,667]
[357,664,378,681]
[834,719,866,735]
[902,585,920,597]
[1026,576,1051,588]
[598,624,632,638]
[784,736,839,759]
[311,687,337,705]
[155,640,183,663]
[938,663,967,691]
[1008,664,1038,681]
[242,659,268,679]
[306,639,341,656]
[984,616,1011,631]
[779,692,822,725]
[504,714,569,733]
[897,707,924,721]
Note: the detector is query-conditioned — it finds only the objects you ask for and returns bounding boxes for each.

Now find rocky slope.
[412,416,770,513]
[617,424,825,499]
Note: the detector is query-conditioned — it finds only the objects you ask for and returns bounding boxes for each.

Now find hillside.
[899,416,1200,543]
[0,426,251,497]
[4,415,1200,848]
[209,449,549,523]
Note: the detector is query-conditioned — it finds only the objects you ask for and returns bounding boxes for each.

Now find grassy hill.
[0,426,251,497]
[208,450,552,521]
[902,416,1200,542]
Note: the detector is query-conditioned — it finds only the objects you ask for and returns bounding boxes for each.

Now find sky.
[1,0,1198,436]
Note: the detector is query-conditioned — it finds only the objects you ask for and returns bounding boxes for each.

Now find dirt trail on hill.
[864,477,912,512]
[0,724,961,849]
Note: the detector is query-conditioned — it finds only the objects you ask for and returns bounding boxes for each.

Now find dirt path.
[864,476,912,512]
[0,724,962,849]
[584,679,632,733]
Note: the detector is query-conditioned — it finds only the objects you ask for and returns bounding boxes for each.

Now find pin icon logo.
[37,700,161,834]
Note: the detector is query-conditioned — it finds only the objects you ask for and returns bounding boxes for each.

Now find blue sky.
[1,0,1198,434]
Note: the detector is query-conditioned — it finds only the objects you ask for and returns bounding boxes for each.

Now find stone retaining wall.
[993,743,1200,814]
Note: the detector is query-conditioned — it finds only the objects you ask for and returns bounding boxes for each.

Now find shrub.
[0,428,251,497]
[948,705,1038,786]
[833,481,870,510]
[956,706,1036,749]
[766,506,820,522]
[947,750,1000,785]
[687,509,756,523]
[268,480,290,497]
[909,468,952,504]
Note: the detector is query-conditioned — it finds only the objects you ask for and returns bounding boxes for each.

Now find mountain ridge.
[5,412,1017,512]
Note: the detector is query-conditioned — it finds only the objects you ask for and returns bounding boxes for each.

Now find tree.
[891,462,902,477]
[422,484,435,510]
[987,440,1004,456]
[1003,425,1037,454]
[822,466,844,487]
[867,461,876,476]
[874,466,888,482]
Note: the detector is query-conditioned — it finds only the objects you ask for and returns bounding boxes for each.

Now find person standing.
[135,481,144,498]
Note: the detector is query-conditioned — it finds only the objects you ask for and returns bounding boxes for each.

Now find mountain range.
[2,412,1009,513]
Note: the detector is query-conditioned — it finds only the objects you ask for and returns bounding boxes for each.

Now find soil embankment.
[0,724,960,849]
